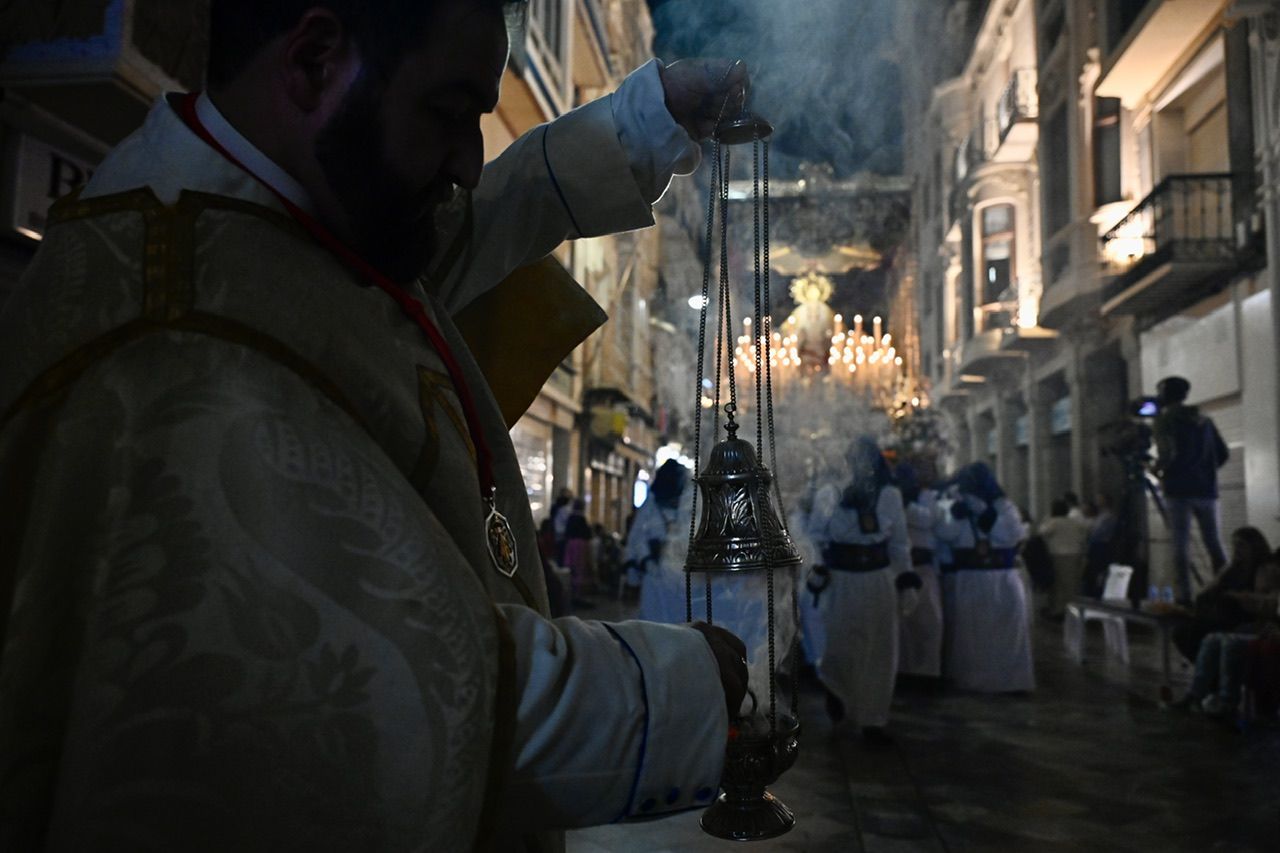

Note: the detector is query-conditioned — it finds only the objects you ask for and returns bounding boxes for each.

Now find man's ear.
[280,8,358,113]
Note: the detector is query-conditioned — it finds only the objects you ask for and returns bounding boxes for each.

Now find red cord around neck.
[173,92,497,498]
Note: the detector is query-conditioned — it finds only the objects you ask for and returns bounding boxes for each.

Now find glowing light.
[688,294,709,310]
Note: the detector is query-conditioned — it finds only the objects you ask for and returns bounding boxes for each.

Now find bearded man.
[0,1,751,849]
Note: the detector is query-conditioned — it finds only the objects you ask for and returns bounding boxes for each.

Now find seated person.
[1179,555,1280,716]
[1173,527,1272,662]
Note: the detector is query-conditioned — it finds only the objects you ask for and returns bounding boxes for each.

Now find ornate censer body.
[685,422,801,575]
[684,105,804,841]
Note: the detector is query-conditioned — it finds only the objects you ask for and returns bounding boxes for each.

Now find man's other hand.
[691,621,749,720]
[659,59,749,142]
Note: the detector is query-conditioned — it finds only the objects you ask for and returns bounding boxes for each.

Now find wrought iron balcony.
[1099,174,1237,317]
[992,69,1039,162]
[997,68,1039,138]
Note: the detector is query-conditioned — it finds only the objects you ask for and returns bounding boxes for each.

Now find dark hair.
[1231,526,1271,565]
[1158,375,1191,404]
[650,460,688,504]
[1050,499,1068,517]
[207,0,524,89]
[1063,491,1079,507]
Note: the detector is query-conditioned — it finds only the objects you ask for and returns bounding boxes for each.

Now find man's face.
[315,3,507,281]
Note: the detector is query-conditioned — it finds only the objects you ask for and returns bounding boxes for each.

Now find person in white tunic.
[0,3,754,849]
[625,460,689,617]
[935,463,1036,693]
[808,438,912,743]
[896,463,945,681]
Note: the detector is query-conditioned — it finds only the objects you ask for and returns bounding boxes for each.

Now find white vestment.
[0,63,726,850]
[899,489,944,677]
[935,496,1035,692]
[809,486,910,728]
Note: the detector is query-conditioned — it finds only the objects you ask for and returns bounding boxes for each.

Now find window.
[1094,97,1123,206]
[980,204,1016,306]
[531,0,564,60]
[529,0,567,100]
[1041,106,1071,237]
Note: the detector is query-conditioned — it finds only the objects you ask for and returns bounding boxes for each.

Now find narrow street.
[569,614,1280,852]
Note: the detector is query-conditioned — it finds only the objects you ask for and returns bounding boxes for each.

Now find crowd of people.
[605,382,1280,741]
[536,490,626,616]
[1025,491,1120,619]
[612,438,1041,747]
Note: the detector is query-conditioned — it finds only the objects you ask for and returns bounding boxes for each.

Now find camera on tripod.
[1100,397,1161,479]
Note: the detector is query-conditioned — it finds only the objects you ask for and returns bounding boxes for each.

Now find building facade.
[901,0,1280,590]
[0,0,669,538]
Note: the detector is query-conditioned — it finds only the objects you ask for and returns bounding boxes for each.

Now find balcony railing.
[997,68,1038,142]
[1099,174,1239,313]
[1100,174,1234,273]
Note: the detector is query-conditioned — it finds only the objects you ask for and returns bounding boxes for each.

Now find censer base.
[699,790,795,842]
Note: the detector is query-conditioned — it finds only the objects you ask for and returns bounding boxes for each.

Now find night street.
[4,0,1280,849]
[571,611,1280,852]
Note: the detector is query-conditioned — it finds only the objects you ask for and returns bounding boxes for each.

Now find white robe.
[899,490,944,677]
[809,486,910,728]
[0,63,725,849]
[633,488,796,722]
[629,494,684,622]
[935,496,1035,692]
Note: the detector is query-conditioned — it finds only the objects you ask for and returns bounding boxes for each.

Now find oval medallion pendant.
[486,504,519,578]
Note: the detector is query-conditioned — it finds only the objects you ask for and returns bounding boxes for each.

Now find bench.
[1064,596,1186,705]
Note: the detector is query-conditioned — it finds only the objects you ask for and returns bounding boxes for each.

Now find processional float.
[686,99,802,841]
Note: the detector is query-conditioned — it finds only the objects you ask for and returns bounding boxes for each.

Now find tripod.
[1112,460,1204,604]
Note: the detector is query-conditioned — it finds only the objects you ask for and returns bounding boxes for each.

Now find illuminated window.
[980,204,1015,306]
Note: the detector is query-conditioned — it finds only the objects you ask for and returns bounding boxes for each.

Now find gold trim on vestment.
[0,313,374,439]
[6,187,557,840]
[454,256,607,428]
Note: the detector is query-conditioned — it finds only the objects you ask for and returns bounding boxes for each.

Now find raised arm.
[428,59,746,315]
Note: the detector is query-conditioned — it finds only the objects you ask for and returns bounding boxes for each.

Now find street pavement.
[566,601,1280,852]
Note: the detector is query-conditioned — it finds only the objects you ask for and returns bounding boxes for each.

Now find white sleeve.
[881,487,912,575]
[905,493,937,546]
[612,59,702,203]
[623,501,658,564]
[430,64,693,315]
[500,609,727,828]
[934,499,959,545]
[806,484,839,547]
[990,499,1027,548]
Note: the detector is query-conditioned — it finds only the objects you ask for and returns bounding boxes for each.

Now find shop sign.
[589,406,629,442]
[7,134,96,240]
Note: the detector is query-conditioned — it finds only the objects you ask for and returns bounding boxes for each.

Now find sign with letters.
[7,133,96,240]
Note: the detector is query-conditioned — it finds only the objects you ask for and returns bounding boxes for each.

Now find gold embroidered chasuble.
[0,82,729,852]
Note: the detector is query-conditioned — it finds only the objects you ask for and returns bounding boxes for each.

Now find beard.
[314,72,447,283]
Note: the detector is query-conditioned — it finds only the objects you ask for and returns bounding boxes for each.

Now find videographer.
[1152,376,1230,603]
